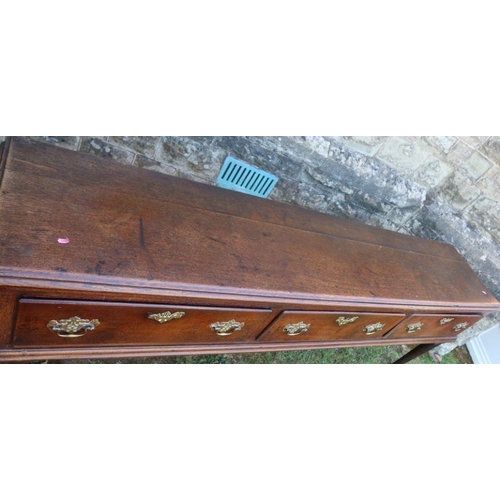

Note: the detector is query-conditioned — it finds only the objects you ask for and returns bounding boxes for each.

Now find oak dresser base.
[0,138,498,363]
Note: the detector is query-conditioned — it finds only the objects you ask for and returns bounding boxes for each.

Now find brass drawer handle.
[406,322,424,334]
[364,322,385,335]
[440,318,454,325]
[47,316,100,337]
[284,321,310,336]
[148,311,185,323]
[453,322,469,332]
[210,319,245,336]
[336,316,359,326]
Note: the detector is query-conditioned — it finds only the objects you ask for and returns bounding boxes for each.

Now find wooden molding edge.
[0,337,456,362]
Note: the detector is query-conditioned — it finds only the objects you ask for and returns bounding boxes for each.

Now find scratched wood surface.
[0,137,498,310]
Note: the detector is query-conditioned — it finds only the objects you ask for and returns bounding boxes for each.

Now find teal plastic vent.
[216,157,278,198]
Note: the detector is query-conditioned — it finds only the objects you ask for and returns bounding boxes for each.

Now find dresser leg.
[392,343,441,364]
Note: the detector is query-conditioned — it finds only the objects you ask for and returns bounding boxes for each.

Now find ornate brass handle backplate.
[453,322,469,332]
[210,319,245,336]
[364,322,385,335]
[148,311,185,323]
[440,318,454,325]
[284,321,311,336]
[336,316,359,326]
[406,322,424,334]
[47,316,100,337]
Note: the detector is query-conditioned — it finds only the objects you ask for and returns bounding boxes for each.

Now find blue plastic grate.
[216,156,278,198]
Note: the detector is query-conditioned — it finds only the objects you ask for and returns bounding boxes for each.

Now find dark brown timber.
[0,137,498,362]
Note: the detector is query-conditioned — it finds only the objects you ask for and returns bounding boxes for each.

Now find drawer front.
[257,311,406,342]
[385,314,482,340]
[13,299,273,347]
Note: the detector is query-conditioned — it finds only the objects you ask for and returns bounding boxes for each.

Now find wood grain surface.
[384,313,482,340]
[14,299,274,347]
[0,137,498,361]
[0,138,497,309]
[0,335,455,362]
[258,310,406,342]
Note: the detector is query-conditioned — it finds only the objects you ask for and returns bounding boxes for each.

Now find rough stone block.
[326,197,387,227]
[176,170,214,185]
[443,140,474,168]
[436,168,482,211]
[419,136,458,159]
[80,137,135,164]
[236,136,294,159]
[327,142,426,207]
[298,163,345,192]
[379,219,411,235]
[347,190,394,215]
[462,151,495,180]
[364,215,409,234]
[400,136,421,144]
[459,241,500,296]
[406,211,441,242]
[213,136,306,178]
[412,158,453,189]
[155,137,227,180]
[457,136,489,148]
[293,182,333,213]
[326,143,426,212]
[405,199,453,242]
[134,154,176,175]
[269,177,334,214]
[386,204,423,227]
[479,137,500,165]
[108,136,158,157]
[329,136,389,156]
[291,136,330,157]
[26,136,80,151]
[465,196,500,244]
[375,137,431,174]
[258,136,331,174]
[476,165,500,203]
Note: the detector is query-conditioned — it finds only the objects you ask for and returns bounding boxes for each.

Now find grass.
[71,344,467,364]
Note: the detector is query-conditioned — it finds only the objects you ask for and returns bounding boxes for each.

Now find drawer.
[13,299,274,347]
[385,313,482,340]
[257,311,406,342]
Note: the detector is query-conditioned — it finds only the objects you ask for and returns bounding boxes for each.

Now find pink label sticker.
[58,238,70,244]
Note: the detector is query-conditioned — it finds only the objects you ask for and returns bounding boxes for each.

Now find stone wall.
[4,135,500,356]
